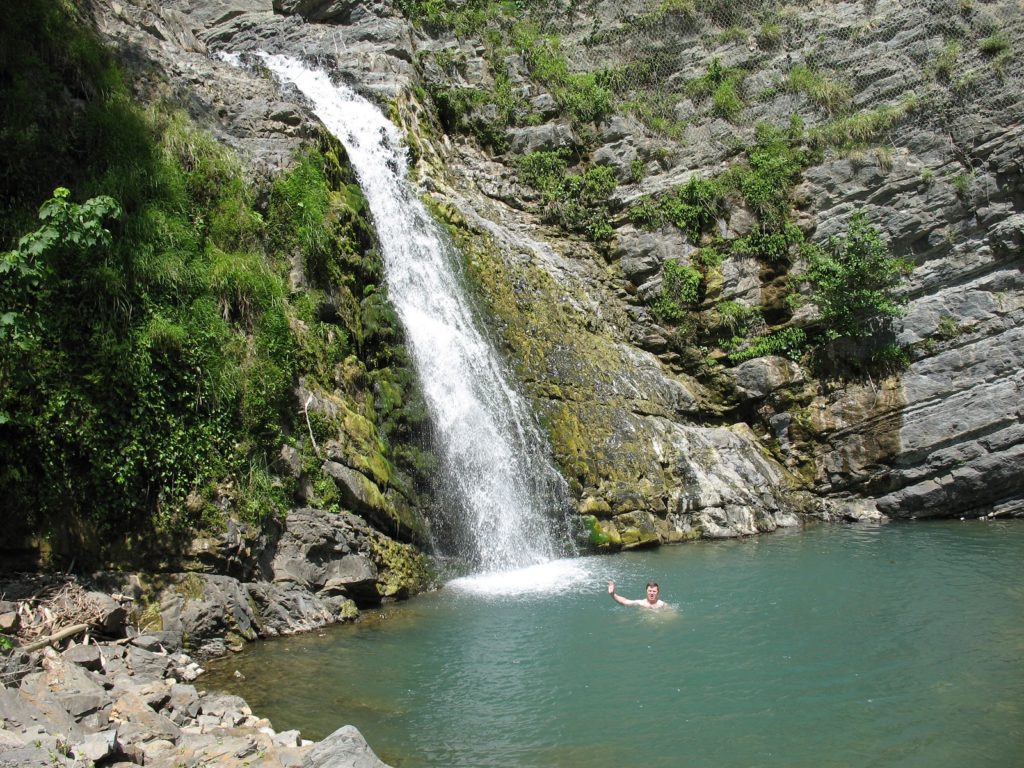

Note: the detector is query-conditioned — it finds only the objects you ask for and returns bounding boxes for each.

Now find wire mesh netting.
[547,0,1023,146]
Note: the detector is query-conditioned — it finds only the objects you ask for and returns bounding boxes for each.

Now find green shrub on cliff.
[509,23,614,125]
[729,326,806,363]
[518,151,617,242]
[687,58,747,121]
[653,261,703,322]
[727,121,814,231]
[801,212,913,342]
[628,176,726,242]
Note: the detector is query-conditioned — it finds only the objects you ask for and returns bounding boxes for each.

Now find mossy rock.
[581,514,621,550]
[321,460,388,517]
[579,496,612,517]
[340,402,392,487]
[337,598,360,620]
[370,536,431,598]
[658,517,703,543]
[612,511,661,549]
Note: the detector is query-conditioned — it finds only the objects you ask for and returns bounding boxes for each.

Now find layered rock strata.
[88,0,1023,547]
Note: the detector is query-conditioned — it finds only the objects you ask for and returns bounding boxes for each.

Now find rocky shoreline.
[0,505,436,768]
[1,628,392,768]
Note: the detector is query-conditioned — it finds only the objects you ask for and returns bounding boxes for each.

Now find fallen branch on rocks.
[3,577,128,650]
[20,622,89,652]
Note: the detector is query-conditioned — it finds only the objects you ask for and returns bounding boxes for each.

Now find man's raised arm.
[607,581,636,605]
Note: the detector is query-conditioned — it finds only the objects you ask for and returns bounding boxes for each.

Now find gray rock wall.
[401,0,1024,526]
[88,0,1023,541]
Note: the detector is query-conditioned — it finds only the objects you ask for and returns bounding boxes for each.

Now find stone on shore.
[303,725,394,768]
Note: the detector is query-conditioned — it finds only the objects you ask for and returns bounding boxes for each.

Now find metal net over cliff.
[528,0,1023,153]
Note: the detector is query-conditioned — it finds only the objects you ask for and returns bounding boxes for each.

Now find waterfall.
[257,54,570,572]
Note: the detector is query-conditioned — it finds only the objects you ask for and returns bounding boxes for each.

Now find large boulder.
[303,725,394,768]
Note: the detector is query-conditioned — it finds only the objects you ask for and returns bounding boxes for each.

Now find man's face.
[646,585,660,603]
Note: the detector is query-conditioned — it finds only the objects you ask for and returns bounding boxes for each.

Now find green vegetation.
[718,26,749,44]
[512,24,614,125]
[687,58,747,121]
[729,326,806,363]
[415,10,614,144]
[732,221,804,263]
[597,56,688,138]
[518,150,617,241]
[756,21,783,49]
[0,0,432,566]
[729,121,813,230]
[629,176,726,241]
[402,0,931,387]
[932,40,961,81]
[807,97,919,152]
[935,314,963,340]
[801,212,913,342]
[978,32,1010,56]
[951,170,974,198]
[630,120,812,260]
[660,0,698,18]
[653,261,703,322]
[784,65,851,115]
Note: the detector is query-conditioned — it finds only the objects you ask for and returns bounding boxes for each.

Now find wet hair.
[646,582,659,589]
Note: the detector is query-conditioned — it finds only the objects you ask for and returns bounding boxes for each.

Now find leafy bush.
[518,150,570,197]
[653,261,703,322]
[512,24,614,125]
[729,326,806,363]
[629,176,726,241]
[730,122,814,229]
[518,152,617,241]
[801,213,913,342]
[732,220,804,262]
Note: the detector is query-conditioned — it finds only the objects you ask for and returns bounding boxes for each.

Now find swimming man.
[608,580,666,609]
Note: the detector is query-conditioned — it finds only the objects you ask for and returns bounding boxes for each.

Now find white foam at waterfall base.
[447,557,601,598]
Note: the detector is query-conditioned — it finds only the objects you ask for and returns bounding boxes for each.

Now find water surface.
[207,522,1024,767]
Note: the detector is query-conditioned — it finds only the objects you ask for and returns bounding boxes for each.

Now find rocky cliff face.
[89,0,1022,548]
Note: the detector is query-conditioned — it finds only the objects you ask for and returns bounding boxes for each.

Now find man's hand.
[607,580,615,595]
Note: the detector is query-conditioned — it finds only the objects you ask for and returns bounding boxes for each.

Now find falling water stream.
[256,54,569,572]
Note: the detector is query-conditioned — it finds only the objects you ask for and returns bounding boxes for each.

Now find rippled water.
[206,522,1024,767]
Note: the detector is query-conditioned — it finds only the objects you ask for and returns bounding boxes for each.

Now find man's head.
[645,582,660,603]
